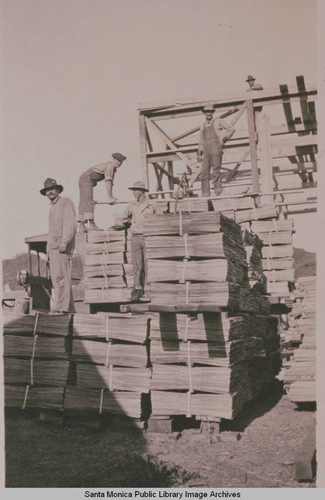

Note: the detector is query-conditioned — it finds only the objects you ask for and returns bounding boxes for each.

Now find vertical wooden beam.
[28,247,32,274]
[167,161,174,190]
[37,252,41,276]
[138,113,149,188]
[256,113,274,204]
[246,99,260,194]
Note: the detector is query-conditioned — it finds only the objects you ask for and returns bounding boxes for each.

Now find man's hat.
[202,104,215,113]
[112,152,127,162]
[40,178,64,196]
[246,75,255,82]
[128,181,149,192]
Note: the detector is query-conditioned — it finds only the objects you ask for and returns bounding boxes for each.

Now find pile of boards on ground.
[3,312,72,410]
[144,208,281,421]
[282,276,316,404]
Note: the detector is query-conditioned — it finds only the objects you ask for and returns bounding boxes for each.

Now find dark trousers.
[201,147,223,196]
[78,169,104,222]
[131,234,148,291]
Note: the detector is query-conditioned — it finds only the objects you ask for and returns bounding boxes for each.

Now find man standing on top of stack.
[119,181,155,302]
[246,75,264,91]
[78,152,127,232]
[40,178,77,314]
[197,105,235,197]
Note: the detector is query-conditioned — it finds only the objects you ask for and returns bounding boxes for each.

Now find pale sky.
[0,0,319,258]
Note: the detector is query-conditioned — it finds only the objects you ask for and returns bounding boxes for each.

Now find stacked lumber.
[242,229,266,293]
[149,311,280,420]
[250,219,295,296]
[66,312,151,420]
[283,277,316,403]
[84,229,133,303]
[3,312,72,410]
[144,211,272,312]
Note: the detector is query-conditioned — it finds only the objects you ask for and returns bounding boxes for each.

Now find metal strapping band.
[105,341,112,367]
[106,229,110,242]
[268,231,272,246]
[101,264,108,289]
[180,259,187,284]
[31,335,38,360]
[185,282,190,304]
[253,205,257,220]
[105,315,109,342]
[104,241,109,255]
[99,389,104,414]
[22,385,29,410]
[179,210,183,236]
[184,316,191,342]
[272,269,276,283]
[187,198,191,214]
[186,391,191,418]
[33,312,40,336]
[109,365,113,392]
[101,287,105,300]
[184,234,189,259]
[267,256,271,270]
[187,341,193,393]
[273,219,278,232]
[30,359,34,386]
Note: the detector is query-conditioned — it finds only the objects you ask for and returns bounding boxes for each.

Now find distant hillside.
[293,248,316,279]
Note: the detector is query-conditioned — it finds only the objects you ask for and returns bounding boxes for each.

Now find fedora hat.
[40,178,64,196]
[246,75,255,82]
[112,152,127,162]
[202,104,215,113]
[128,181,149,192]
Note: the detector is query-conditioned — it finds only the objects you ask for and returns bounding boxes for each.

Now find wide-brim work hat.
[40,178,64,195]
[128,181,149,192]
[246,75,255,82]
[202,104,215,113]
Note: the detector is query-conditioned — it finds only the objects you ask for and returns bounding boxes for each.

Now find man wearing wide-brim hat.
[117,181,155,302]
[246,74,264,91]
[40,178,77,314]
[197,104,235,197]
[78,152,127,232]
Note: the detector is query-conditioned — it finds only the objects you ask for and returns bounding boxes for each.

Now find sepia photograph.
[1,0,324,493]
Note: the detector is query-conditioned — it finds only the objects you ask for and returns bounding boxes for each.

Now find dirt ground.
[4,382,316,488]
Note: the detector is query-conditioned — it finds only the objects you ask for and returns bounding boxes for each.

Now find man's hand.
[59,242,67,253]
[108,197,118,205]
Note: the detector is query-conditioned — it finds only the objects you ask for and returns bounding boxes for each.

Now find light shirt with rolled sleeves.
[91,161,117,182]
[123,198,155,234]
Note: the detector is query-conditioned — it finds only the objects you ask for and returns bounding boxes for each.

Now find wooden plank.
[138,114,149,187]
[256,113,274,203]
[246,99,259,193]
[294,420,316,481]
[296,75,312,132]
[280,84,296,132]
[149,304,222,313]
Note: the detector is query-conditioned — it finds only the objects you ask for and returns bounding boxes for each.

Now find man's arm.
[60,198,78,252]
[197,124,204,161]
[216,118,235,143]
[105,180,117,204]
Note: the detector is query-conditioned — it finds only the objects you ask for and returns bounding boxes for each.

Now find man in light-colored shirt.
[121,181,155,302]
[246,75,264,91]
[78,152,127,232]
[40,178,77,314]
[197,105,235,197]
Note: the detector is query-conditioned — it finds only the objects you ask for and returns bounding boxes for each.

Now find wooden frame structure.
[137,76,317,215]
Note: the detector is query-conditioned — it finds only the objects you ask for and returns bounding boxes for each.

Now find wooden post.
[138,113,149,188]
[256,113,274,204]
[37,252,41,276]
[246,99,260,194]
[167,161,174,190]
[28,247,32,275]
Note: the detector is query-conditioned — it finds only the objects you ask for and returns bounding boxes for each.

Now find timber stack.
[83,229,134,303]
[282,276,316,403]
[145,208,281,421]
[66,312,151,422]
[3,312,72,410]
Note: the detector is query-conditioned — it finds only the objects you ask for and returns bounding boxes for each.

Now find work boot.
[88,221,102,231]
